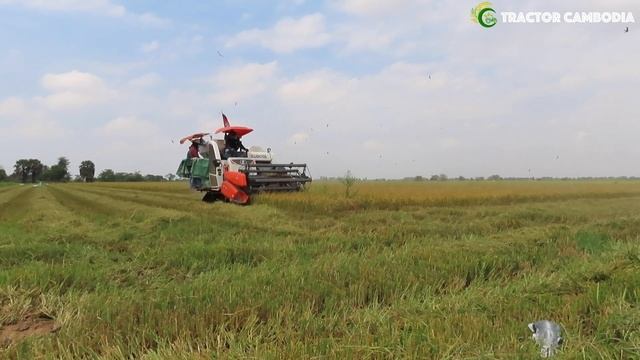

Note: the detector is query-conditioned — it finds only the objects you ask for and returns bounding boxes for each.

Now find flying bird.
[625,27,629,33]
[217,50,224,57]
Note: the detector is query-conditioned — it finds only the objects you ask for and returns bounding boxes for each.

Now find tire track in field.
[71,185,236,218]
[48,185,118,218]
[0,186,36,220]
[71,185,252,227]
[0,186,28,201]
[0,186,20,196]
[38,185,129,242]
[49,185,188,220]
[72,186,197,213]
[70,185,311,237]
[88,183,188,195]
[67,184,195,199]
[0,185,112,242]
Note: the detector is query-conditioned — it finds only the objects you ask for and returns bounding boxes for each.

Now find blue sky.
[1,0,639,179]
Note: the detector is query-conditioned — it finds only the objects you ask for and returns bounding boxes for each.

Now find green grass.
[1,181,639,358]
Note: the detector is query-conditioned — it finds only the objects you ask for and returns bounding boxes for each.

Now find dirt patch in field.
[0,313,60,347]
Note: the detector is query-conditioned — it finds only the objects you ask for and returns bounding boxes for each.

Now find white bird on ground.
[528,320,563,358]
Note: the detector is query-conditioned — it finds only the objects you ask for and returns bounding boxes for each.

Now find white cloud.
[362,139,384,151]
[289,132,309,144]
[0,0,170,26]
[279,70,354,105]
[0,0,126,16]
[335,26,397,53]
[0,96,65,140]
[42,70,104,91]
[141,40,160,53]
[331,0,416,16]
[439,137,460,149]
[128,73,161,88]
[210,62,278,105]
[576,131,589,141]
[100,116,156,136]
[137,12,171,27]
[226,14,331,53]
[38,70,114,110]
[12,119,65,139]
[0,97,27,117]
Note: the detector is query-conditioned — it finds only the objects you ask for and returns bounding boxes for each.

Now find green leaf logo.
[471,2,497,28]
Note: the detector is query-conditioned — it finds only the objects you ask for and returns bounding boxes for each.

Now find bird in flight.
[217,50,224,57]
[625,27,629,33]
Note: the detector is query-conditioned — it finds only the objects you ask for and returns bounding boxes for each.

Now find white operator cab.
[202,139,275,191]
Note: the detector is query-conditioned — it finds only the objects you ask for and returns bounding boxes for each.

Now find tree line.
[0,158,172,183]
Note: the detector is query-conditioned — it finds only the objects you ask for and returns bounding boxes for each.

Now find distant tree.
[458,176,466,181]
[42,157,71,182]
[430,174,448,181]
[14,159,31,183]
[30,160,43,183]
[341,170,357,198]
[144,174,164,182]
[98,169,116,182]
[79,160,96,182]
[14,159,44,183]
[414,176,424,181]
[488,174,502,181]
[0,167,6,181]
[120,172,144,182]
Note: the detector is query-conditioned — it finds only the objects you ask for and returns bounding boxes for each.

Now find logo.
[470,2,635,27]
[471,2,497,28]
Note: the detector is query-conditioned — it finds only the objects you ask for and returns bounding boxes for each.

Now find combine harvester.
[176,114,311,204]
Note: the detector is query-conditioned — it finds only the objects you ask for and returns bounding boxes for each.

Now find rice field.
[1,180,639,358]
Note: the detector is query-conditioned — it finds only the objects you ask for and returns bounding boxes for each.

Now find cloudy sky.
[0,0,638,179]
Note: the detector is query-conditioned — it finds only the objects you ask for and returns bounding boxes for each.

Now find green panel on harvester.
[176,159,193,178]
[191,159,210,178]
